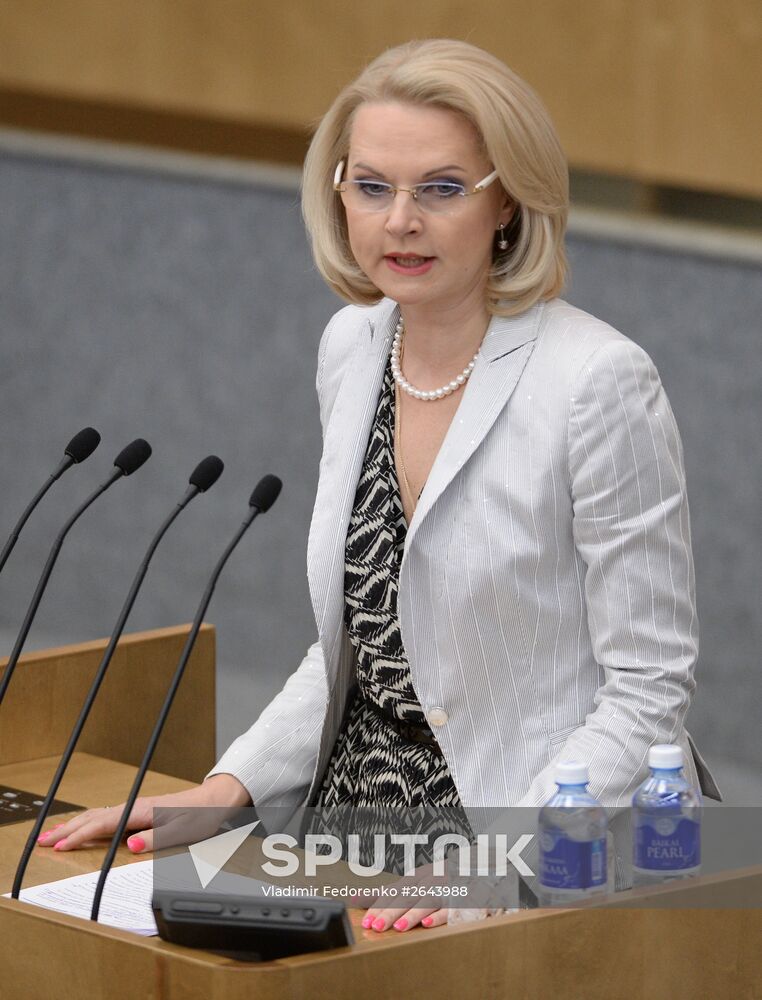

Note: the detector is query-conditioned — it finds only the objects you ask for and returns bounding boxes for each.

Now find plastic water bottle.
[632,744,701,887]
[538,761,608,906]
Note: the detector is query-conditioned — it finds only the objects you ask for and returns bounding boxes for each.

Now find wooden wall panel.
[0,1,759,197]
[639,0,762,196]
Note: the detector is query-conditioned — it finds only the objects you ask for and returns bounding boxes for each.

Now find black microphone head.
[64,427,101,463]
[113,438,152,476]
[189,455,224,492]
[249,474,282,513]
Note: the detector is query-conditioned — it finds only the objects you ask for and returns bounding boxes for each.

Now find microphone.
[0,439,151,709]
[0,427,101,576]
[90,474,282,921]
[249,474,282,513]
[12,456,224,899]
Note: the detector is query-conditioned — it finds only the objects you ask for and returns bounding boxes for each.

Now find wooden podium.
[1,628,760,1000]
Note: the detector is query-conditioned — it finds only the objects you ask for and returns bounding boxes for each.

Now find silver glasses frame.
[333,160,499,210]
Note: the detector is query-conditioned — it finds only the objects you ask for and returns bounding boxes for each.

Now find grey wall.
[1,141,759,790]
[0,146,338,750]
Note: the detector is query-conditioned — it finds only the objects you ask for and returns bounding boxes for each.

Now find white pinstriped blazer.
[212,297,720,811]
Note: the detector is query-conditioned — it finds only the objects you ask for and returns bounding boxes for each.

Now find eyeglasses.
[333,160,499,215]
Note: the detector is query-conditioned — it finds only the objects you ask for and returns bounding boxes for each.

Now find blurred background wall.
[1,0,761,203]
[0,2,760,798]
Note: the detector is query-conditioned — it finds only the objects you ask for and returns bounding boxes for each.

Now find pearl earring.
[497,224,509,251]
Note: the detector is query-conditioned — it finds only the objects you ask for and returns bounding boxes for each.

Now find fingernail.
[127,835,145,853]
[37,832,51,843]
[53,823,65,829]
[393,918,408,931]
[372,917,386,931]
[361,915,373,929]
[53,839,68,851]
[422,916,434,927]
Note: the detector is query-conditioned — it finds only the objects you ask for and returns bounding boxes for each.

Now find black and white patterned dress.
[315,356,466,811]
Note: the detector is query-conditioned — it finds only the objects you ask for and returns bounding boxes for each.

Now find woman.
[39,39,719,932]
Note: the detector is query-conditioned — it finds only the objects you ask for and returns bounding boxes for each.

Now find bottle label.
[539,832,607,889]
[634,816,700,871]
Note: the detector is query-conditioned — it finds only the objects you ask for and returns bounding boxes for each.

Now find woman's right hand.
[35,773,251,855]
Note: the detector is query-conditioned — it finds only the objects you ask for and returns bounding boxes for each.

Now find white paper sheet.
[5,859,157,935]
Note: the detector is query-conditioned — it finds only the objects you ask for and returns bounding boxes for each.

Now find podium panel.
[0,633,760,999]
[0,625,215,782]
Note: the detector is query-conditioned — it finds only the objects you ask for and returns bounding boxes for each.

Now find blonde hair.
[301,39,568,317]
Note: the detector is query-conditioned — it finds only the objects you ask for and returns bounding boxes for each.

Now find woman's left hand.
[361,902,449,933]
[356,861,460,932]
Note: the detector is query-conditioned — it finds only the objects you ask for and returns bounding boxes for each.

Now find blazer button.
[427,707,449,727]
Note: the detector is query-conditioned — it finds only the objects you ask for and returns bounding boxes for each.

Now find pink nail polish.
[127,835,145,853]
[393,918,408,931]
[372,917,386,931]
[422,916,434,927]
[361,915,373,929]
[53,839,67,851]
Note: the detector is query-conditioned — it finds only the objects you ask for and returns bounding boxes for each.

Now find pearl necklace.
[390,318,478,401]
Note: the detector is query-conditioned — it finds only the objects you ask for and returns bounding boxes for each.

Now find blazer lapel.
[307,303,398,662]
[404,302,544,553]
